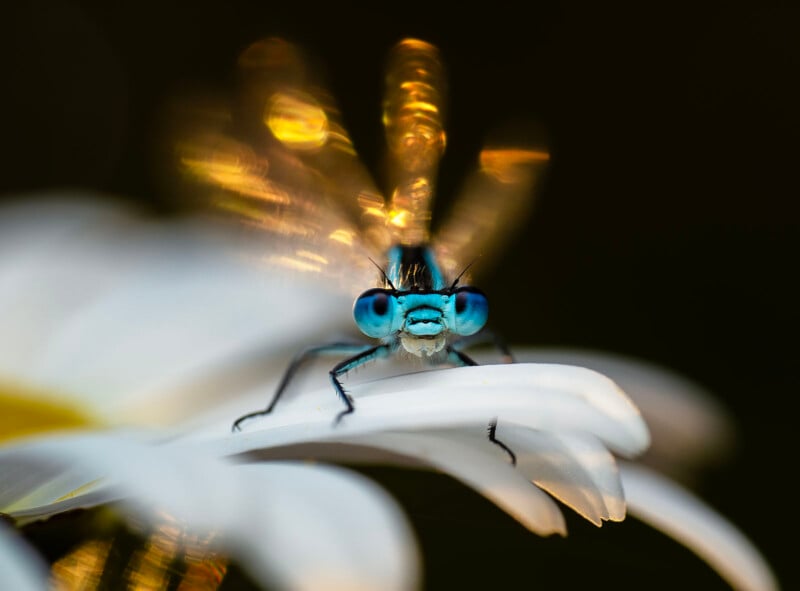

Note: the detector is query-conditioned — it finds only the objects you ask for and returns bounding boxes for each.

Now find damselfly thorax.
[175,37,549,442]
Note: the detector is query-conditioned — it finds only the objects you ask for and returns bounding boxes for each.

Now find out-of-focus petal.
[513,348,735,472]
[0,447,107,515]
[234,462,419,591]
[1,433,420,591]
[621,462,778,591]
[0,521,50,591]
[0,196,350,427]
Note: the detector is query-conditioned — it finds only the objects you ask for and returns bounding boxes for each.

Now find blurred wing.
[433,133,549,280]
[383,39,447,245]
[173,38,391,295]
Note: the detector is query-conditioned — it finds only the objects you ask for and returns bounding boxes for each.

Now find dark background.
[4,1,797,589]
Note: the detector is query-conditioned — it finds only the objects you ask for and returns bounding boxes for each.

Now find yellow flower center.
[0,384,99,443]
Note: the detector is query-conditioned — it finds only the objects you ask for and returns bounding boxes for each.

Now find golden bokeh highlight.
[180,136,290,205]
[433,143,549,279]
[171,36,549,293]
[172,37,392,295]
[266,92,329,150]
[480,148,550,184]
[266,254,323,273]
[383,38,446,245]
[50,517,228,591]
[329,228,357,245]
[236,37,304,77]
[51,540,112,591]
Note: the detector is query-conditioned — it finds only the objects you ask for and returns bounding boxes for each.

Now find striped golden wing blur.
[382,39,447,246]
[432,127,550,281]
[171,36,544,293]
[173,38,391,295]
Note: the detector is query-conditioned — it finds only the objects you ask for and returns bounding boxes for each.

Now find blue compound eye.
[452,286,488,335]
[353,288,397,338]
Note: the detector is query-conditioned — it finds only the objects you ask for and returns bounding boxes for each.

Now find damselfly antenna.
[368,256,396,290]
[449,257,480,290]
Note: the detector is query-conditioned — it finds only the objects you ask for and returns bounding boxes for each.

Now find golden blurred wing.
[433,136,549,280]
[383,39,447,246]
[173,38,391,294]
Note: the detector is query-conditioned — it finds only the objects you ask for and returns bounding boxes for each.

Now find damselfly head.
[353,283,489,355]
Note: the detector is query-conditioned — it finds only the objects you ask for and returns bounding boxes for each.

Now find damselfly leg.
[446,345,517,466]
[488,419,517,466]
[231,342,390,431]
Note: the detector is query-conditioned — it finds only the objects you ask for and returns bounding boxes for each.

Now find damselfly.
[176,38,548,453]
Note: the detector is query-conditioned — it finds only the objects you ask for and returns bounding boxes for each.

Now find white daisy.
[0,197,777,590]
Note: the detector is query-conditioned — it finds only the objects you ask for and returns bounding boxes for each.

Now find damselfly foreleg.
[232,342,378,432]
[445,345,517,466]
[329,344,392,424]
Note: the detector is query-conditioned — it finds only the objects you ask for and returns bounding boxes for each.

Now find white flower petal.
[504,427,625,525]
[0,522,50,591]
[178,361,647,536]
[0,456,107,516]
[621,462,778,591]
[514,348,735,470]
[0,198,136,382]
[338,430,567,536]
[208,364,649,459]
[234,462,419,591]
[36,229,339,423]
[0,196,350,425]
[1,432,419,591]
[229,424,620,535]
[0,453,66,509]
[0,433,121,523]
[9,490,114,526]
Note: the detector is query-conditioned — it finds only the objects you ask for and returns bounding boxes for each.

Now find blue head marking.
[353,288,401,338]
[450,286,488,335]
[398,292,450,336]
[353,247,489,355]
